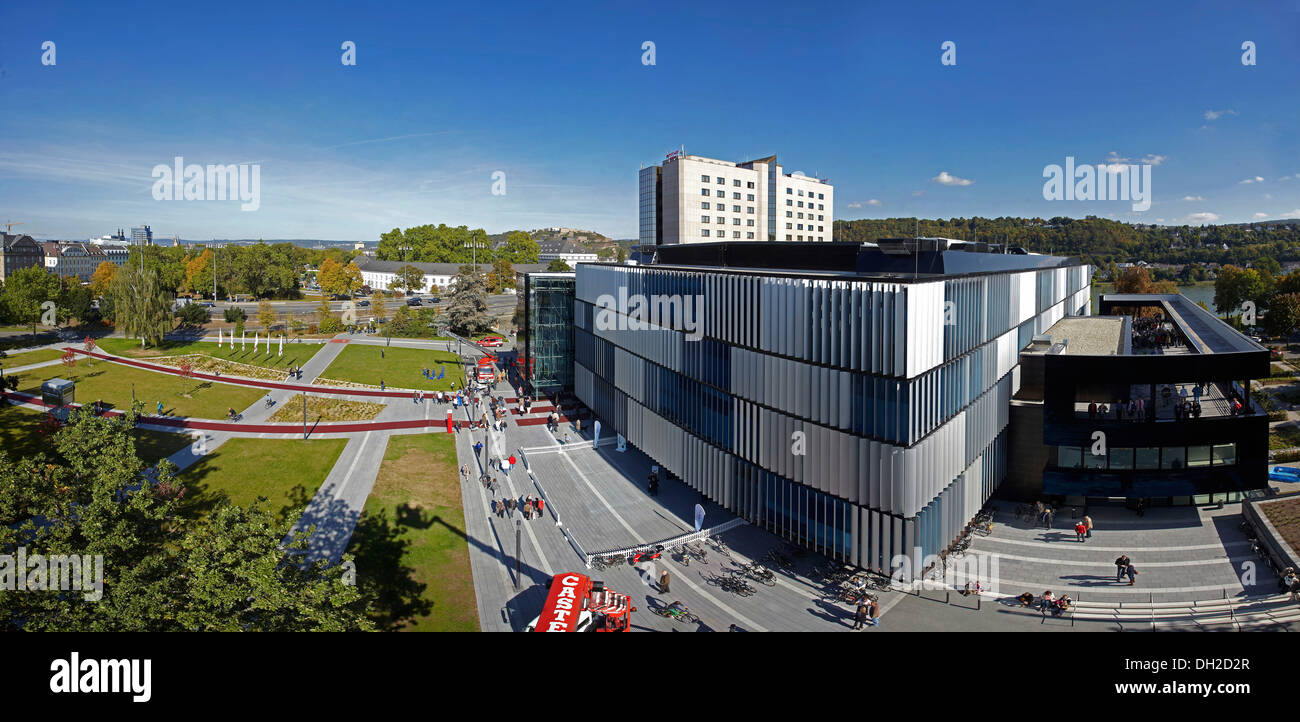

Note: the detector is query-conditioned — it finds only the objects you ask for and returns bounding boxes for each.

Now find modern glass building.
[516,272,577,396]
[1008,294,1269,505]
[573,240,1091,574]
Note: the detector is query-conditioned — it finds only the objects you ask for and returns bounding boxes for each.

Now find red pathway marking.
[6,390,453,434]
[329,339,350,344]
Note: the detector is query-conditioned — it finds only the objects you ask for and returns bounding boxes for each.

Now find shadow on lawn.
[347,505,434,630]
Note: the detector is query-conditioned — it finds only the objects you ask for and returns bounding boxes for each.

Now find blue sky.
[1,0,1297,241]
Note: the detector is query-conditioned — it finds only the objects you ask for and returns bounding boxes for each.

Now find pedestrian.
[157,400,163,415]
[380,379,385,391]
[490,499,499,517]
[534,497,544,519]
[522,500,532,520]
[1074,521,1086,542]
[1136,498,1145,517]
[1083,514,1093,539]
[1126,564,1138,586]
[1115,555,1130,582]
[659,570,671,594]
[506,497,516,517]
[460,464,468,480]
[474,440,483,459]
[865,598,880,627]
[1045,506,1054,529]
[852,600,868,630]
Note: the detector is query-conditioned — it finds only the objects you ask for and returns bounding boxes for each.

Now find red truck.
[525,573,635,632]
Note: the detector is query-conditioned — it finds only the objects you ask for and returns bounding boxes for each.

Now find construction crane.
[3,220,22,233]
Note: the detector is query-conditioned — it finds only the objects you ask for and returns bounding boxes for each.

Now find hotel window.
[1212,443,1236,465]
[732,205,740,212]
[798,189,804,196]
[786,200,793,206]
[798,212,804,219]
[786,234,793,240]
[747,193,754,201]
[786,223,793,229]
[701,215,710,223]
[747,232,755,239]
[733,179,741,187]
[716,216,725,223]
[702,202,710,209]
[732,231,740,238]
[819,226,824,231]
[818,204,824,210]
[701,229,710,237]
[746,219,754,226]
[733,192,741,200]
[716,177,725,184]
[786,188,793,194]
[818,193,824,200]
[798,201,804,208]
[797,235,804,241]
[797,224,804,230]
[786,211,793,217]
[733,218,741,225]
[818,215,824,221]
[701,174,710,182]
[747,206,755,213]
[702,189,710,196]
[747,181,754,188]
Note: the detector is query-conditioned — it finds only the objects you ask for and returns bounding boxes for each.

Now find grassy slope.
[9,359,264,419]
[321,344,465,392]
[177,437,348,520]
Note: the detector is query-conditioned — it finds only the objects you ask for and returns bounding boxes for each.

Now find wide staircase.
[1068,592,1298,630]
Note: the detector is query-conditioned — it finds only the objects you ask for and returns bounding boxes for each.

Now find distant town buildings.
[536,240,597,264]
[0,232,43,283]
[639,152,833,245]
[41,241,107,282]
[131,225,153,246]
[353,256,547,293]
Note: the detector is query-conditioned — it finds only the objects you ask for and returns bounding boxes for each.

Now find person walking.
[506,497,516,517]
[659,570,671,594]
[1083,514,1093,539]
[1115,555,1131,582]
[522,499,533,521]
[534,497,544,519]
[852,599,868,630]
[1126,564,1139,586]
[1074,520,1087,542]
[473,440,483,459]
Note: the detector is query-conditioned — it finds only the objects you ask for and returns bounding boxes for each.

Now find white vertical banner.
[593,419,601,445]
[241,332,246,350]
[217,328,222,348]
[279,335,284,357]
[694,503,705,532]
[253,333,258,353]
[616,434,626,452]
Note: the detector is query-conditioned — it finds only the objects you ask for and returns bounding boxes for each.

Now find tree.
[0,407,374,631]
[184,249,213,297]
[487,257,516,294]
[498,231,540,263]
[546,259,572,272]
[372,290,388,323]
[258,299,277,331]
[445,265,492,336]
[89,261,118,298]
[3,265,63,335]
[58,277,94,324]
[109,263,173,347]
[1264,293,1300,338]
[175,302,209,326]
[390,265,425,294]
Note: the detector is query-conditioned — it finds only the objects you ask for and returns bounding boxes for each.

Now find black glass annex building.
[515,272,576,396]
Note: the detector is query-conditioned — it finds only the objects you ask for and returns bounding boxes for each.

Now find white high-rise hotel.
[639,153,834,245]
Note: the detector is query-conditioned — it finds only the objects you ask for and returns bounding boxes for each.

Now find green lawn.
[347,433,478,632]
[321,344,465,391]
[8,359,264,419]
[97,337,323,371]
[0,404,194,465]
[2,348,67,366]
[177,437,348,521]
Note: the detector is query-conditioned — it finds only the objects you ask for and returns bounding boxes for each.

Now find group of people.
[284,366,303,381]
[1019,590,1073,615]
[1114,554,1140,585]
[1282,567,1300,600]
[851,597,881,630]
[491,494,544,521]
[1087,398,1146,422]
[1073,515,1094,541]
[1131,316,1176,351]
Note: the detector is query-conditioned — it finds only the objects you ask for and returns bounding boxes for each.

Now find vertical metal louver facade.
[574,262,1091,576]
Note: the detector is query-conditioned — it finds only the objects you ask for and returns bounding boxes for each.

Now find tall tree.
[487,257,516,293]
[258,299,277,332]
[445,265,491,336]
[89,261,118,298]
[498,231,540,263]
[390,264,425,293]
[110,263,173,347]
[2,265,63,335]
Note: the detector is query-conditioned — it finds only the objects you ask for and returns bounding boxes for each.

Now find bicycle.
[971,521,994,536]
[656,604,699,624]
[708,536,731,557]
[684,541,708,563]
[765,548,794,570]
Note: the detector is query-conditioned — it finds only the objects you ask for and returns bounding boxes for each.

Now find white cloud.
[865,198,882,206]
[1140,154,1167,166]
[1187,212,1220,223]
[931,171,973,186]
[1239,176,1265,184]
[1203,109,1238,121]
[847,202,862,208]
[1254,212,1269,219]
[1280,176,1293,182]
[1181,195,1204,201]
[1282,209,1300,219]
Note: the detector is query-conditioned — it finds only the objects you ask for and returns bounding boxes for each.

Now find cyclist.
[227,407,237,421]
[264,393,274,408]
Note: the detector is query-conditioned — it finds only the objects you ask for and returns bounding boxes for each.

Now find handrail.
[585,518,750,568]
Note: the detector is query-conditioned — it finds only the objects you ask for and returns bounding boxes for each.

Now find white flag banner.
[217,328,222,348]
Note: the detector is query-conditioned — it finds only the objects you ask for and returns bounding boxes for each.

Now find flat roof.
[1099,293,1264,354]
[1035,317,1127,356]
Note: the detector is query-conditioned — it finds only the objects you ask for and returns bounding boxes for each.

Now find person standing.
[534,497,544,519]
[1074,521,1087,542]
[1115,555,1130,582]
[1083,514,1093,539]
[852,600,868,630]
[522,499,532,521]
[659,570,671,594]
[865,598,880,627]
[1126,564,1138,586]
